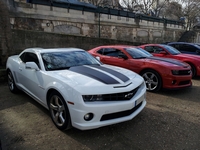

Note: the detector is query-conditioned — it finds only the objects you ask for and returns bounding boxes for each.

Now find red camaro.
[88,45,192,92]
[139,44,200,78]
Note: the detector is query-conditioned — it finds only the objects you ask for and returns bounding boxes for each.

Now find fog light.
[172,80,176,84]
[84,113,93,121]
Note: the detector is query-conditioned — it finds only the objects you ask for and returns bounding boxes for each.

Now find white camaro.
[6,48,146,130]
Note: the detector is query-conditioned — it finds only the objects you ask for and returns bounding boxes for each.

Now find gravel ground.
[0,78,200,150]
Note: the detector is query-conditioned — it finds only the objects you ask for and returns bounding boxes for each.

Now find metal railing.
[28,0,184,26]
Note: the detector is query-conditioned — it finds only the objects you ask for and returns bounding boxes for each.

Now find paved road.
[0,78,200,150]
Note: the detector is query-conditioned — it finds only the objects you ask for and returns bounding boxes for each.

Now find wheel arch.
[185,61,196,77]
[139,68,163,91]
[6,68,11,72]
[139,68,163,81]
[46,88,62,105]
[46,88,72,130]
[6,68,13,75]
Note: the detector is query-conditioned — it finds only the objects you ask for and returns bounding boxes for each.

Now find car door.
[100,48,130,69]
[18,52,45,101]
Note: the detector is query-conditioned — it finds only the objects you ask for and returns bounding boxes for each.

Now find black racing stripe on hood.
[147,56,186,67]
[90,65,130,82]
[69,66,120,84]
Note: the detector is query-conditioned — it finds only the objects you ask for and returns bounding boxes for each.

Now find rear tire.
[48,91,72,130]
[7,70,19,93]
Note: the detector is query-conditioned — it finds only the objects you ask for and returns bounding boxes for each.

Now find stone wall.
[0,0,188,66]
[11,29,141,55]
[11,0,184,43]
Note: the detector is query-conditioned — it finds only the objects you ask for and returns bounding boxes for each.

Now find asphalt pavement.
[0,79,200,150]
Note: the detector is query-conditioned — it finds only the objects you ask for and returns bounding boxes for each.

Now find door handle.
[19,67,22,71]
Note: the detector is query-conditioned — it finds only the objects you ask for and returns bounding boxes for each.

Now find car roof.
[94,45,137,49]
[23,48,85,53]
[140,44,160,46]
[168,42,194,45]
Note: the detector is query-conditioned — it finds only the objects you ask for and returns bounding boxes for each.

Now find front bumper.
[162,74,192,89]
[68,87,146,130]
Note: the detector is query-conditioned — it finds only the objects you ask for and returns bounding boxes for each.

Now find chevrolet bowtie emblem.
[125,92,134,99]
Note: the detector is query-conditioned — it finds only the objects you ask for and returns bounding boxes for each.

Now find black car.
[167,42,200,55]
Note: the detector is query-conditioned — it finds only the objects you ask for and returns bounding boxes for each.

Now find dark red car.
[88,45,192,92]
[139,44,200,78]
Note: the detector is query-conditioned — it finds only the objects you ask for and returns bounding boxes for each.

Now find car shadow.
[0,84,49,116]
[64,107,200,150]
[151,81,200,103]
[1,83,200,149]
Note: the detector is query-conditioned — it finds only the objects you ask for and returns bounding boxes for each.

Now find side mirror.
[118,53,128,59]
[25,62,40,71]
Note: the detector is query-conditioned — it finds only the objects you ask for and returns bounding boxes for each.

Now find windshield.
[41,51,101,71]
[125,47,153,59]
[162,45,181,55]
[194,44,200,48]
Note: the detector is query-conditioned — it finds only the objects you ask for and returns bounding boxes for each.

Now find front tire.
[141,70,162,92]
[48,91,72,130]
[189,64,196,78]
[7,70,19,93]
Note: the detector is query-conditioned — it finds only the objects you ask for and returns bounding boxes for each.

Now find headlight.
[171,70,179,75]
[82,95,103,102]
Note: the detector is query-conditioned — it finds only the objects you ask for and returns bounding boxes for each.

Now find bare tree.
[85,0,111,6]
[183,0,200,30]
[165,0,200,30]
[164,1,183,20]
[119,0,169,17]
[152,0,169,17]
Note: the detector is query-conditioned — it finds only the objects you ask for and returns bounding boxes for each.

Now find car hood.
[146,56,189,67]
[49,65,137,87]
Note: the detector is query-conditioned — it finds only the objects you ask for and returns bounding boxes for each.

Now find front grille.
[102,87,139,101]
[179,80,191,85]
[178,70,191,75]
[100,101,143,121]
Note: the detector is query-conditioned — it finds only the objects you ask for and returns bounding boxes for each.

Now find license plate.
[135,97,143,106]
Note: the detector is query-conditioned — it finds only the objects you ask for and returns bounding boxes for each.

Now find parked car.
[88,45,192,92]
[195,43,200,47]
[139,44,200,78]
[6,48,146,130]
[167,42,200,55]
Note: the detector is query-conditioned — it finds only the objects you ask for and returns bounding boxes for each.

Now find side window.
[97,49,104,55]
[103,48,123,58]
[171,44,180,50]
[24,52,40,69]
[182,44,196,52]
[19,52,26,62]
[144,46,155,53]
[153,46,164,53]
